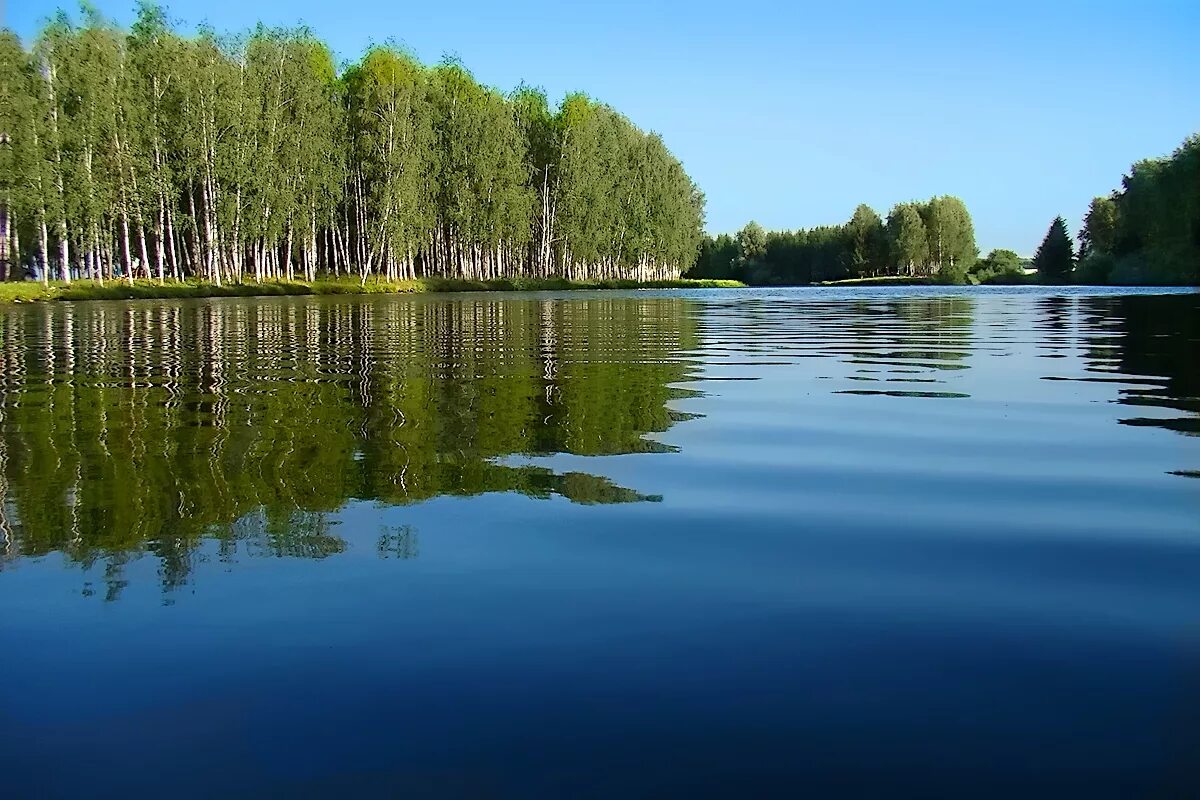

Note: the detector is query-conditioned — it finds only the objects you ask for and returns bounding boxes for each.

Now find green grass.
[0,276,746,304]
[0,282,58,302]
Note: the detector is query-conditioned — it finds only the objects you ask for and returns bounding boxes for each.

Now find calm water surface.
[1,286,1198,797]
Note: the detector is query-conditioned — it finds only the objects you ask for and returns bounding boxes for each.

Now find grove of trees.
[689,196,977,284]
[0,4,705,285]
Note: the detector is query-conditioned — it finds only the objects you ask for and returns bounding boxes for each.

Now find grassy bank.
[0,276,746,304]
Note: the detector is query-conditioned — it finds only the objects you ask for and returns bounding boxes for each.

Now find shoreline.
[0,277,746,304]
[3,276,1195,304]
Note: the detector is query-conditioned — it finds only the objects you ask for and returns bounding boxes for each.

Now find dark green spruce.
[1033,217,1076,284]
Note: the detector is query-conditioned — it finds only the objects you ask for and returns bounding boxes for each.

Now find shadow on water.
[0,296,698,596]
[1076,294,1200,433]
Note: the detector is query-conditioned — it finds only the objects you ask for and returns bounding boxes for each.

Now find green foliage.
[969,248,1031,285]
[1079,195,1119,259]
[687,232,738,279]
[1078,134,1200,285]
[736,221,767,262]
[845,204,887,278]
[919,196,977,283]
[1075,252,1115,285]
[887,203,929,276]
[1033,216,1075,284]
[344,46,436,278]
[552,96,702,279]
[977,248,1022,272]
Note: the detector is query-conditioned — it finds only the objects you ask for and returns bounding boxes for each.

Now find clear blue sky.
[9,0,1200,254]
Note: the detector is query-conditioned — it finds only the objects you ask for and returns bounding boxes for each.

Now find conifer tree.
[1033,216,1075,284]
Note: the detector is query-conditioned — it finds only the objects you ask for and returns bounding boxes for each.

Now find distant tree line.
[695,130,1200,288]
[0,4,704,285]
[688,196,979,284]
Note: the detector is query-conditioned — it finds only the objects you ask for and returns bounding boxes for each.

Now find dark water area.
[1,286,1198,798]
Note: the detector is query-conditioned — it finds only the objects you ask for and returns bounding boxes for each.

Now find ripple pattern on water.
[0,286,1198,798]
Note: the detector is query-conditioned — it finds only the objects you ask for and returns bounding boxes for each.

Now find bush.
[969,249,1032,285]
[973,264,1031,285]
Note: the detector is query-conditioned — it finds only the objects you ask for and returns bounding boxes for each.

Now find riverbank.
[0,276,746,304]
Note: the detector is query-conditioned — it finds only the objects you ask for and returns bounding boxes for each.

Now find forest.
[0,4,705,286]
[687,196,983,285]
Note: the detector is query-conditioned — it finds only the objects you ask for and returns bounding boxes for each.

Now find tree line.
[0,4,704,286]
[688,196,978,284]
[693,130,1199,288]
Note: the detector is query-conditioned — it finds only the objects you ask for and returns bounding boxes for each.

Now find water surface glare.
[1,286,1198,797]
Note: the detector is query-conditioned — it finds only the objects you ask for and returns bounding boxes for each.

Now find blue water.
[1,286,1197,797]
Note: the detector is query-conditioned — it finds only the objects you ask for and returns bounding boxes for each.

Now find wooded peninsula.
[1,5,1196,298]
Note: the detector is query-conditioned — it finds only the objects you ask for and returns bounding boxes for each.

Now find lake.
[1,286,1197,797]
